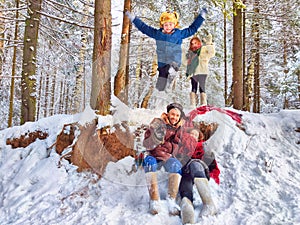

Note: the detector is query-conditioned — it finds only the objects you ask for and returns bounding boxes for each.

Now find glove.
[125,11,135,22]
[150,118,166,141]
[200,8,208,19]
[205,34,213,45]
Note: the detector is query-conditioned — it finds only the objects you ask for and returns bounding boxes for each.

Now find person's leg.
[198,75,207,105]
[189,160,217,216]
[190,77,198,108]
[164,157,182,215]
[156,65,170,91]
[143,156,161,214]
[179,168,195,224]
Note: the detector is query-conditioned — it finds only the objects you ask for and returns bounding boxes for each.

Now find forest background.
[0,0,299,130]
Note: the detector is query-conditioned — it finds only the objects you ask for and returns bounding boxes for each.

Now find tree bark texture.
[253,0,260,113]
[232,1,243,110]
[90,0,112,116]
[21,0,42,124]
[114,0,131,104]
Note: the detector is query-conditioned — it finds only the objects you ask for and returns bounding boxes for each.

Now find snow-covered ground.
[0,98,299,225]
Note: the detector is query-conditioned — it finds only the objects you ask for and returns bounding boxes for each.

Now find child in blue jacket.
[126,9,207,92]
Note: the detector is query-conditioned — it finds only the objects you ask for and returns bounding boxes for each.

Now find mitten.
[200,8,208,19]
[205,34,213,45]
[150,118,166,141]
[125,11,135,22]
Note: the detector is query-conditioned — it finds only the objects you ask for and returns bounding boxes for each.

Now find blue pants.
[143,155,182,174]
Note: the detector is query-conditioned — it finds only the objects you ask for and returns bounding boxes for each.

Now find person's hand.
[125,11,135,22]
[205,33,213,45]
[150,118,166,141]
[200,8,208,19]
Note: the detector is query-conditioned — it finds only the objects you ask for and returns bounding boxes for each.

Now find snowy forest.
[0,0,299,130]
[0,1,300,224]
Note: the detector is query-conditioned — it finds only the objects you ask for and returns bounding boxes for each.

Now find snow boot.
[167,173,181,215]
[194,178,217,216]
[180,197,195,224]
[190,92,197,108]
[200,92,207,106]
[145,172,161,214]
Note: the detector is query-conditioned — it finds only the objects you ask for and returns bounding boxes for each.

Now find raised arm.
[180,8,207,39]
[125,11,159,39]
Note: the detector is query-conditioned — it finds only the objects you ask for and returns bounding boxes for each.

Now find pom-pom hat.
[159,12,179,28]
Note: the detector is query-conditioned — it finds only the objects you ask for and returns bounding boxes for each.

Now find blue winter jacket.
[132,14,205,68]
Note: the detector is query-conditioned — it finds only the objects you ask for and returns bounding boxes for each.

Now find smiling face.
[163,22,175,34]
[189,38,202,51]
[167,108,181,125]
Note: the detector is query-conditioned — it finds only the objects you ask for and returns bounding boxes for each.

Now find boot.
[190,92,197,108]
[180,197,195,224]
[194,178,217,216]
[200,92,207,106]
[167,173,181,215]
[145,172,161,214]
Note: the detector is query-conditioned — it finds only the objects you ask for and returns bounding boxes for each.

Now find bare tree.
[90,0,112,115]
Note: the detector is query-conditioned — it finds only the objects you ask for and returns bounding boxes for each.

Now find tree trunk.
[232,1,243,110]
[36,72,43,120]
[223,5,229,106]
[8,0,20,127]
[253,0,260,113]
[73,3,89,113]
[0,0,4,78]
[90,0,112,116]
[21,0,42,124]
[242,0,247,111]
[114,0,131,104]
[50,71,57,115]
[44,69,50,118]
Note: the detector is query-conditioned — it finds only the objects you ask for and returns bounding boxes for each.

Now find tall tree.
[73,2,90,113]
[0,0,4,78]
[8,0,20,127]
[20,0,42,124]
[90,0,112,115]
[223,2,229,106]
[114,0,131,104]
[252,0,260,113]
[232,0,244,110]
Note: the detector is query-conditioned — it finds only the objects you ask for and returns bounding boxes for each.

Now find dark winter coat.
[143,113,197,162]
[132,14,205,68]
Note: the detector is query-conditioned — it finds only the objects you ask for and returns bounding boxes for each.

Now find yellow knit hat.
[159,12,179,28]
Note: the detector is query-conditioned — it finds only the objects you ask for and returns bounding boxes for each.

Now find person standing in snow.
[184,34,215,107]
[125,8,208,103]
[142,103,197,215]
[179,128,219,224]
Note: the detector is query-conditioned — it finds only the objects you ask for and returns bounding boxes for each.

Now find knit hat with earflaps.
[159,12,179,28]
